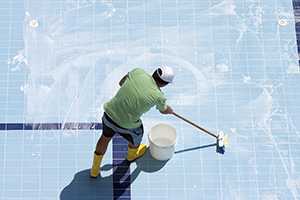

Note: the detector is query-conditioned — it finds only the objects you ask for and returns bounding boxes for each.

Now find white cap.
[158,66,175,83]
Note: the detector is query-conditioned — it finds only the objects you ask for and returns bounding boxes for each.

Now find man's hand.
[160,105,174,115]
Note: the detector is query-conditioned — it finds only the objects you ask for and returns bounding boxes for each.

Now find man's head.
[152,66,175,88]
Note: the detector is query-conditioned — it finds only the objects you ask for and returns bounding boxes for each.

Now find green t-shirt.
[104,68,167,129]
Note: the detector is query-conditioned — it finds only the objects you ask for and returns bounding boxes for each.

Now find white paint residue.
[238,87,272,130]
[216,63,230,72]
[22,0,238,123]
[243,75,251,83]
[9,50,28,72]
[209,0,236,16]
[287,63,300,74]
[261,192,279,200]
[168,95,197,106]
[237,81,300,199]
[230,128,237,134]
[278,18,289,27]
[286,178,300,199]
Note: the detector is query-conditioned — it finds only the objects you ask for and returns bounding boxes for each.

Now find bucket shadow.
[134,149,168,173]
[174,143,216,154]
[60,149,167,200]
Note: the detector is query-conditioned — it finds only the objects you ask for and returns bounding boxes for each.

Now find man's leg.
[127,142,147,161]
[128,142,139,149]
[90,126,114,178]
[95,134,112,155]
[126,125,147,161]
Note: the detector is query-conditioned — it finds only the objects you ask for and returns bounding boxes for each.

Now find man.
[90,66,175,178]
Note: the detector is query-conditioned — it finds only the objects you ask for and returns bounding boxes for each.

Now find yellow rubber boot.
[127,144,147,162]
[90,152,103,178]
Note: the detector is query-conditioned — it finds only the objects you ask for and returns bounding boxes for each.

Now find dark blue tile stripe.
[293,0,300,67]
[0,123,102,130]
[113,135,131,200]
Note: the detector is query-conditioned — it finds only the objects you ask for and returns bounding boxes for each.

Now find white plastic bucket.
[148,123,177,161]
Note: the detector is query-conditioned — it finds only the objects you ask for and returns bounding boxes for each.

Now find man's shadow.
[60,150,167,200]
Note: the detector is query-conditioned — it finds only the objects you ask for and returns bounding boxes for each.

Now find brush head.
[216,131,228,154]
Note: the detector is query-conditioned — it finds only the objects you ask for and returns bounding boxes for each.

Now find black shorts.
[102,112,144,145]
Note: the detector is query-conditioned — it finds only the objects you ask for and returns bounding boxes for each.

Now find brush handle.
[173,112,217,138]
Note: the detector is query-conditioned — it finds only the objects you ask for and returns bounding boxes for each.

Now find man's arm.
[156,96,174,115]
[119,74,129,86]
